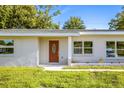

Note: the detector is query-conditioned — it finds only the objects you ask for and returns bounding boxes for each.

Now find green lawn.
[64,66,124,69]
[0,67,124,88]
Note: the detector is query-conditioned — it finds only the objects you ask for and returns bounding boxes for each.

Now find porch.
[38,36,72,65]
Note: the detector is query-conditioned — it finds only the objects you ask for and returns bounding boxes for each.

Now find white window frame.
[106,41,124,58]
[116,41,124,57]
[73,41,93,55]
[84,41,93,55]
[106,41,116,58]
[73,41,83,54]
[0,40,14,56]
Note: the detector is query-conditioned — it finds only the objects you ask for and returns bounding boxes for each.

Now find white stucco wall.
[1,35,124,66]
[72,35,124,63]
[0,37,39,66]
[39,37,68,65]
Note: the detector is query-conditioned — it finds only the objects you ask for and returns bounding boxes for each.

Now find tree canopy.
[35,5,60,29]
[0,5,60,29]
[63,16,85,29]
[109,7,124,30]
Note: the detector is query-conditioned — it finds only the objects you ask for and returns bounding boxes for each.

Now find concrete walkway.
[45,69,124,72]
[40,65,66,70]
[40,65,124,72]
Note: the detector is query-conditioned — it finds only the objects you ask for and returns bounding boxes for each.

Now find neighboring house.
[0,29,124,66]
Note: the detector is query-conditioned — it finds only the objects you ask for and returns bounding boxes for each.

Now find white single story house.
[0,29,124,66]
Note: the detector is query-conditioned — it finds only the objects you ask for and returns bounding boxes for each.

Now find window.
[106,41,115,57]
[73,41,93,54]
[117,42,124,57]
[106,41,124,57]
[0,40,14,54]
[84,41,93,54]
[73,41,82,54]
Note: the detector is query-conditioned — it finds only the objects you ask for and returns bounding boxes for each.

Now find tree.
[0,5,60,29]
[0,5,37,28]
[63,16,85,29]
[109,7,124,30]
[35,5,60,29]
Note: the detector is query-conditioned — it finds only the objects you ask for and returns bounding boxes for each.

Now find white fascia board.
[80,32,124,35]
[0,33,80,36]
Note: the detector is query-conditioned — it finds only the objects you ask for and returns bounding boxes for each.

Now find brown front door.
[49,40,59,62]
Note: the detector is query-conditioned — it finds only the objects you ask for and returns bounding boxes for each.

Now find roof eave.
[0,33,80,36]
[80,32,124,35]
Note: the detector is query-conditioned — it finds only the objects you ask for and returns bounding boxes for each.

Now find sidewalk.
[45,69,124,72]
[41,65,124,72]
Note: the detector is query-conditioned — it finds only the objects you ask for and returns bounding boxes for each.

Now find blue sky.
[53,5,123,29]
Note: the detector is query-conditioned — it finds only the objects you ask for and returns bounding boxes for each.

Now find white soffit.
[80,31,124,35]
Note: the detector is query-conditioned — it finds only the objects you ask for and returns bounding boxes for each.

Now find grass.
[0,67,124,88]
[64,66,124,69]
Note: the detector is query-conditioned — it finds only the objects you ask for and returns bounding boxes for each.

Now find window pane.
[74,42,82,47]
[117,50,124,57]
[74,48,82,54]
[106,49,115,57]
[0,48,14,54]
[106,41,115,49]
[0,40,14,46]
[84,48,92,54]
[117,42,124,49]
[84,41,92,47]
